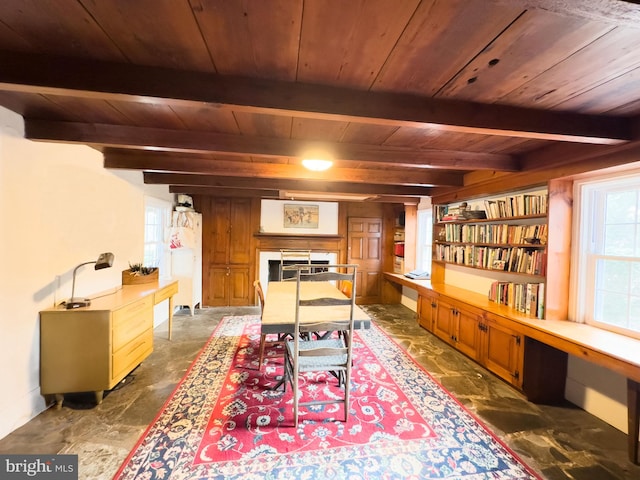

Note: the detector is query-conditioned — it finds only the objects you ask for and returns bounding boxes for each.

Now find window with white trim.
[416,208,433,275]
[144,196,171,276]
[573,171,640,339]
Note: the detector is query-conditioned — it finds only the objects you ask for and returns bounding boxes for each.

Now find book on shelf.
[488,281,545,318]
[483,192,548,219]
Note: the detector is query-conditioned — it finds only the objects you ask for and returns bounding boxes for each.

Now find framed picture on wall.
[284,204,319,228]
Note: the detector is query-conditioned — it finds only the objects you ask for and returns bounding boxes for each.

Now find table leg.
[168,295,174,340]
[628,379,639,464]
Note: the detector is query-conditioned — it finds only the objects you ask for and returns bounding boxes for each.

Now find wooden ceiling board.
[0,0,125,61]
[553,66,640,116]
[171,104,241,133]
[297,0,420,88]
[43,96,130,125]
[106,101,186,130]
[373,0,524,96]
[79,0,214,72]
[503,26,640,111]
[233,111,292,138]
[192,0,302,79]
[0,91,83,122]
[290,117,350,143]
[436,9,615,103]
[339,123,398,145]
[2,1,640,200]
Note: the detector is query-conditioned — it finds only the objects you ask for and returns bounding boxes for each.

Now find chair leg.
[344,369,351,422]
[258,333,267,368]
[293,368,299,427]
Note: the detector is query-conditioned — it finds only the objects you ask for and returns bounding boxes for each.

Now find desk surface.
[42,279,179,313]
[261,281,370,333]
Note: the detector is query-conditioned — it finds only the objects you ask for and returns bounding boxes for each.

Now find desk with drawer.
[39,279,178,408]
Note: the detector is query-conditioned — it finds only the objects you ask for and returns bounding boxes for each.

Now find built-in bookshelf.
[433,188,548,318]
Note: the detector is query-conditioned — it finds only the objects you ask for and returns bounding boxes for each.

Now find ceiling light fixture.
[302,158,333,171]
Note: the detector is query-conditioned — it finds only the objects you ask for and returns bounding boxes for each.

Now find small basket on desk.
[122,268,159,285]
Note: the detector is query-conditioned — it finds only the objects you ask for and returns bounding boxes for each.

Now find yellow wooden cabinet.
[417,291,438,331]
[418,289,524,389]
[40,281,177,408]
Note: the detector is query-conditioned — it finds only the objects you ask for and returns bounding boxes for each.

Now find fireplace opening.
[268,260,330,281]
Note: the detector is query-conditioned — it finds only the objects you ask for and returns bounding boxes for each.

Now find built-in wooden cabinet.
[210,266,250,306]
[432,296,482,361]
[480,313,524,388]
[418,290,524,389]
[417,290,438,331]
[202,197,253,306]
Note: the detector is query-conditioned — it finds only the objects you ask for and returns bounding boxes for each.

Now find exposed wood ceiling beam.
[104,151,463,187]
[144,173,433,196]
[3,51,631,145]
[168,185,419,204]
[28,120,514,172]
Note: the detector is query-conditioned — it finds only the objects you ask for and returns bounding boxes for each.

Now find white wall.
[0,106,172,439]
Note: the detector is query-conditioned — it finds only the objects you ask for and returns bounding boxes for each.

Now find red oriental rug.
[114,315,540,479]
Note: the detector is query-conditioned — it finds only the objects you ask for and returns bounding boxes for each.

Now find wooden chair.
[283,264,357,427]
[340,280,353,299]
[279,249,311,280]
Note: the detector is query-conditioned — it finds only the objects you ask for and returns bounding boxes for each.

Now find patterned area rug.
[114,315,540,479]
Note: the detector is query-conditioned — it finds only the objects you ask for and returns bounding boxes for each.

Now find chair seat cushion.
[286,338,347,369]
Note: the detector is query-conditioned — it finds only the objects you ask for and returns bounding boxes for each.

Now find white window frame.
[571,168,640,340]
[416,207,433,275]
[144,196,172,278]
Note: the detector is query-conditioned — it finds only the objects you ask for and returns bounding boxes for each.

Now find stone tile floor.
[1,304,639,479]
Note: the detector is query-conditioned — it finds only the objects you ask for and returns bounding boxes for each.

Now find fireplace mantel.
[254,232,343,252]
[255,233,344,293]
[254,233,342,240]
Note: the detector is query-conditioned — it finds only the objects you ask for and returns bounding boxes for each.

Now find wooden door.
[347,217,382,304]
[211,198,231,264]
[229,198,251,265]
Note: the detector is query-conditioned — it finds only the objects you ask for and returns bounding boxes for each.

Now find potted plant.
[122,262,159,285]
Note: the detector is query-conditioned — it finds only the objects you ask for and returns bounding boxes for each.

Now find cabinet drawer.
[113,296,153,325]
[155,281,178,303]
[112,328,153,383]
[113,298,153,352]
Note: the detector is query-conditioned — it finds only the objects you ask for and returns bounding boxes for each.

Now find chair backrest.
[293,264,357,337]
[253,279,265,314]
[279,249,312,281]
[340,280,353,299]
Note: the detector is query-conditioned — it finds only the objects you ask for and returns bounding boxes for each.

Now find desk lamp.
[66,252,115,309]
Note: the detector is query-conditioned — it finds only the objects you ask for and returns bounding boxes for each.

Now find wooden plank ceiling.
[2,0,640,204]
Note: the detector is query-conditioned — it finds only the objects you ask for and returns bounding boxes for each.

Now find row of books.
[489,281,545,318]
[440,223,548,245]
[434,245,546,275]
[484,193,548,219]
